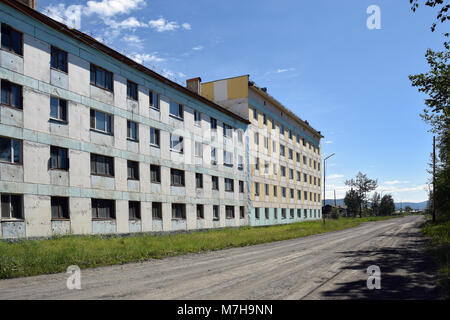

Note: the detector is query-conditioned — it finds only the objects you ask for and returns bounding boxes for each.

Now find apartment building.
[0,0,250,239]
[201,75,323,226]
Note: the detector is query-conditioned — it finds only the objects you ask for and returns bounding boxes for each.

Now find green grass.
[0,216,397,279]
[422,219,450,299]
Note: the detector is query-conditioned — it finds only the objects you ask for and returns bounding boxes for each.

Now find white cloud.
[324,140,333,144]
[384,180,410,185]
[192,45,204,51]
[149,17,179,32]
[182,23,192,30]
[129,53,165,64]
[276,68,295,73]
[45,4,83,29]
[327,174,344,180]
[84,0,145,17]
[123,35,142,43]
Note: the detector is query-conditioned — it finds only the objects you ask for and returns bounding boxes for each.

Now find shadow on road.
[320,230,441,300]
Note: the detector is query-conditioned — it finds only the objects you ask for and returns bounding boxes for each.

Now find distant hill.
[324,199,428,211]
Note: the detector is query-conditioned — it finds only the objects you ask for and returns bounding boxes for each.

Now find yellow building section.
[227,75,249,100]
[201,82,214,101]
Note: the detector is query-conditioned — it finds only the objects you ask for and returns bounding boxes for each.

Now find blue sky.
[38,0,447,202]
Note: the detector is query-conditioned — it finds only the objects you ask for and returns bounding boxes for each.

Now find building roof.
[0,0,250,125]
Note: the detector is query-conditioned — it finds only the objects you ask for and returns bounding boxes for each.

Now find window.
[223,123,232,138]
[290,188,294,199]
[289,169,294,180]
[194,110,201,126]
[280,166,286,177]
[274,209,278,219]
[51,196,69,219]
[149,90,160,110]
[289,130,292,140]
[289,149,293,160]
[1,23,22,56]
[127,160,139,180]
[0,137,21,164]
[150,164,161,183]
[263,113,267,125]
[1,194,22,219]
[297,190,301,200]
[304,173,307,183]
[296,152,300,163]
[273,186,277,197]
[264,161,269,174]
[50,46,68,73]
[255,182,260,196]
[239,180,244,193]
[297,209,301,218]
[195,173,203,188]
[212,176,219,190]
[265,184,269,196]
[282,208,286,219]
[304,191,308,201]
[297,171,301,181]
[265,208,269,219]
[238,155,244,170]
[211,147,217,165]
[282,187,286,198]
[50,146,69,170]
[264,137,268,149]
[304,209,307,218]
[224,151,233,166]
[272,141,277,153]
[90,109,112,134]
[303,139,306,147]
[150,127,160,147]
[280,145,285,157]
[172,203,186,219]
[90,64,113,91]
[273,164,277,175]
[290,209,294,218]
[197,204,204,219]
[254,132,259,145]
[240,206,245,219]
[91,199,115,219]
[210,117,217,130]
[127,80,138,100]
[1,80,22,109]
[253,108,257,120]
[303,156,307,165]
[90,154,114,176]
[127,120,138,141]
[169,101,183,119]
[170,134,184,153]
[272,120,275,130]
[171,169,185,186]
[213,205,220,220]
[225,178,234,192]
[129,201,140,220]
[237,130,243,144]
[255,157,260,170]
[195,142,203,157]
[226,206,235,219]
[152,202,162,219]
[50,96,67,122]
[280,125,284,136]
[255,208,260,219]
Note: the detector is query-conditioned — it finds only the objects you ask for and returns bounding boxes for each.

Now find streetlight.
[323,153,335,224]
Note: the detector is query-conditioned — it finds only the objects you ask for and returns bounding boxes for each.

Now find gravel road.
[0,215,439,300]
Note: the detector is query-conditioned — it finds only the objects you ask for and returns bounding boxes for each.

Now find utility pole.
[323,153,335,224]
[334,189,337,207]
[433,136,436,223]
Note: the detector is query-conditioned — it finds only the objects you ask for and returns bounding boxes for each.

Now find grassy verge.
[422,219,450,299]
[0,216,397,279]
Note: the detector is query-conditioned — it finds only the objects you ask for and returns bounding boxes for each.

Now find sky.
[37,0,448,203]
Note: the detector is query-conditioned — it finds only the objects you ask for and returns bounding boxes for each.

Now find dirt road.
[0,215,439,299]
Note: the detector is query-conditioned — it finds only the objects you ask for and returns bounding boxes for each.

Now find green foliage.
[345,172,378,217]
[344,188,360,217]
[380,194,396,216]
[410,0,450,46]
[0,216,397,279]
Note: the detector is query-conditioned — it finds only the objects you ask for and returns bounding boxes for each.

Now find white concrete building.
[0,0,250,238]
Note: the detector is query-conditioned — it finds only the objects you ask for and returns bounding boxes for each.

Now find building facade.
[201,75,323,226]
[0,0,250,239]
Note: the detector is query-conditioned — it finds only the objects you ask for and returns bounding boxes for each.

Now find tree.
[345,172,378,218]
[379,194,396,216]
[409,47,450,221]
[405,205,413,212]
[371,192,381,216]
[344,188,360,217]
[410,0,449,47]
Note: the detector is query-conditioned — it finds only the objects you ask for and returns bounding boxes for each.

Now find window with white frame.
[224,151,233,166]
[149,90,159,110]
[0,137,21,164]
[194,110,201,126]
[50,96,67,122]
[90,109,113,134]
[150,127,160,147]
[169,100,183,119]
[170,134,184,153]
[1,194,23,219]
[195,142,203,157]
